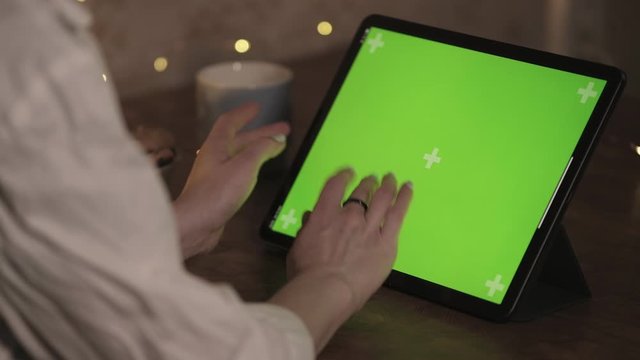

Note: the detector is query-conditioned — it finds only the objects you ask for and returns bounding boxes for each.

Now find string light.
[234,39,250,53]
[76,0,86,3]
[102,74,107,82]
[636,145,640,156]
[317,21,333,36]
[154,56,169,72]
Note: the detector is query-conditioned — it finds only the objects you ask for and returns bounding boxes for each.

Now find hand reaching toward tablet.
[174,103,289,258]
[270,169,413,351]
[172,102,413,352]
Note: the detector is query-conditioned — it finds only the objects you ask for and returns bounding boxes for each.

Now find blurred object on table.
[132,125,177,171]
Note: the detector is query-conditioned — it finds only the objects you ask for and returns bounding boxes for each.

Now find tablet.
[261,15,625,321]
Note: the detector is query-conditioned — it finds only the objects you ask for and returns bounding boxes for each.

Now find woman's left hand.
[173,103,289,258]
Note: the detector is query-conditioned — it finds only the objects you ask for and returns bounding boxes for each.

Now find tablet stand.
[511,225,591,322]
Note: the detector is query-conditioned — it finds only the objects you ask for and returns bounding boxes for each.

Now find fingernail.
[271,134,287,143]
[341,167,356,179]
[405,181,413,189]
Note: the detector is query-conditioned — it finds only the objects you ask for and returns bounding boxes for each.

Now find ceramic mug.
[196,61,293,146]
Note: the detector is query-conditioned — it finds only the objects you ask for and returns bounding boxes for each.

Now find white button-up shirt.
[0,0,313,359]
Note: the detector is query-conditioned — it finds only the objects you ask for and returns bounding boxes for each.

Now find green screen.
[270,27,604,304]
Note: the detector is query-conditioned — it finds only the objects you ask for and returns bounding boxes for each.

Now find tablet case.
[510,224,590,321]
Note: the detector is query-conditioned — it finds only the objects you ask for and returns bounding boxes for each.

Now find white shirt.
[0,0,313,359]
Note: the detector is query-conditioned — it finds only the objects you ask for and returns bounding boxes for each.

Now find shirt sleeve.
[0,1,313,359]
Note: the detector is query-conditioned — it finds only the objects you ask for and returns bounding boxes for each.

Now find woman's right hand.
[287,169,413,312]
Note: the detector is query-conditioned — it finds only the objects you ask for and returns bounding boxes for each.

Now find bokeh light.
[317,21,333,36]
[154,56,169,72]
[234,39,251,53]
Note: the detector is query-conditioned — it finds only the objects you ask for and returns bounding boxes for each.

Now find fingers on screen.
[314,168,355,217]
[366,173,398,228]
[381,182,413,240]
[343,175,378,215]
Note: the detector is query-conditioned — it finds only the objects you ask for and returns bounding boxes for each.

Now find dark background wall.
[82,0,638,98]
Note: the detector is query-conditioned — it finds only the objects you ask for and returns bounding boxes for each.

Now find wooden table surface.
[121,49,640,359]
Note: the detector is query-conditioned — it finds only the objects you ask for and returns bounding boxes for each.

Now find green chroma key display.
[270,27,605,304]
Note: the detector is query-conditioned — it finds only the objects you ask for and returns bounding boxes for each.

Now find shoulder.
[0,0,93,71]
[0,0,98,109]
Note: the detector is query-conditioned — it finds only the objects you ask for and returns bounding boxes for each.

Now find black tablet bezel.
[260,14,626,321]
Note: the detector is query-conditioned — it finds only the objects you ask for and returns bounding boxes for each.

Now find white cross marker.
[280,209,298,229]
[485,274,506,297]
[423,148,441,169]
[366,33,384,53]
[577,82,597,104]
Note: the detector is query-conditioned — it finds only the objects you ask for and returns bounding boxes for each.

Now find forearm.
[269,271,357,353]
